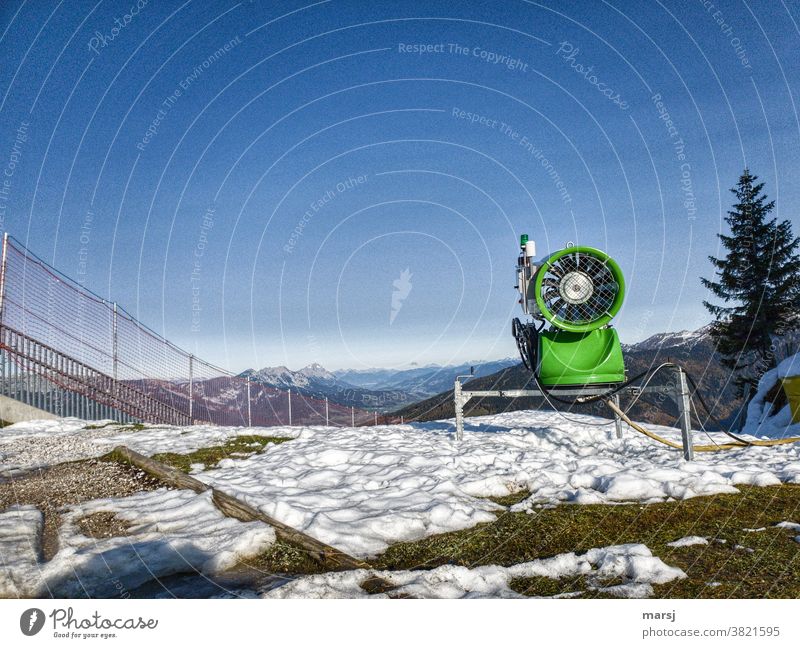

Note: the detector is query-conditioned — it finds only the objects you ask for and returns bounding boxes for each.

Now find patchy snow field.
[2,407,800,599]
[194,410,800,556]
[250,543,686,599]
[2,410,800,559]
[0,489,275,597]
[0,419,300,476]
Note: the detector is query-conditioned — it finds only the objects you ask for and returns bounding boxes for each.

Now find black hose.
[534,364,676,405]
[683,371,754,446]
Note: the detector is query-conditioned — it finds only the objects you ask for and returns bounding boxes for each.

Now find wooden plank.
[111,445,368,570]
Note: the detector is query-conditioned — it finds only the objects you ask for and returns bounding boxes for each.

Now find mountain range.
[238,359,518,412]
[391,323,799,428]
[234,323,799,423]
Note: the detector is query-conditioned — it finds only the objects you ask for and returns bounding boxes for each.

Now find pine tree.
[701,169,800,397]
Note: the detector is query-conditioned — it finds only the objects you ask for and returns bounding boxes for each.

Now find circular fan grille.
[535,247,624,332]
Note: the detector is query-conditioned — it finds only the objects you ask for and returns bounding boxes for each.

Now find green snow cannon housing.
[514,237,626,387]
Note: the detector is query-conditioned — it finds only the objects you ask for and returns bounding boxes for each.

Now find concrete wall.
[0,394,58,425]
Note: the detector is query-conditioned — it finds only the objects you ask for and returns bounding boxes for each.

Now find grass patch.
[371,485,800,598]
[84,422,147,431]
[232,540,323,575]
[486,489,532,507]
[76,511,132,539]
[150,435,292,473]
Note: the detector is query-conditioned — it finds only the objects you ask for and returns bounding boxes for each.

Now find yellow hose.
[605,400,800,452]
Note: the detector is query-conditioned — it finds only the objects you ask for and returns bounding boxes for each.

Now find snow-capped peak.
[298,363,336,381]
[627,325,712,352]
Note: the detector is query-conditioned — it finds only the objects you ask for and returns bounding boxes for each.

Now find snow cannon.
[513,235,626,387]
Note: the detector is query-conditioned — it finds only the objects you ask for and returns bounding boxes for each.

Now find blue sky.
[0,0,798,371]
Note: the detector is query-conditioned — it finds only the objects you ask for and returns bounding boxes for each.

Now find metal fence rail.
[0,234,375,427]
[0,326,177,424]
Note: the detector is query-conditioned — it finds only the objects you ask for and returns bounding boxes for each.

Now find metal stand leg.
[612,393,623,439]
[675,367,694,461]
[454,379,464,441]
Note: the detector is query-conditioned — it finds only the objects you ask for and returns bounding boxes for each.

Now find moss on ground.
[84,422,148,431]
[371,485,800,598]
[232,540,323,575]
[150,435,292,473]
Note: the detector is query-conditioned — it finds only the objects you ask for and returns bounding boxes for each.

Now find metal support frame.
[674,367,694,461]
[453,367,695,460]
[612,392,623,439]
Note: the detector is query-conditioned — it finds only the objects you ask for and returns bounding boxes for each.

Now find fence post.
[188,354,194,425]
[374,411,377,426]
[287,389,292,426]
[325,396,329,426]
[351,405,354,427]
[112,302,118,380]
[246,379,252,427]
[0,232,8,327]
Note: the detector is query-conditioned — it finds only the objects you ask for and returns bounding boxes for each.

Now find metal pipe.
[612,393,623,439]
[675,367,695,461]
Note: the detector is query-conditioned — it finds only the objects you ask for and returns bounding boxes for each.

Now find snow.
[3,409,800,559]
[0,419,299,476]
[776,353,800,381]
[0,506,43,597]
[0,489,275,597]
[191,410,800,556]
[666,536,708,548]
[775,521,800,544]
[252,543,685,599]
[744,352,800,439]
[624,325,712,352]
